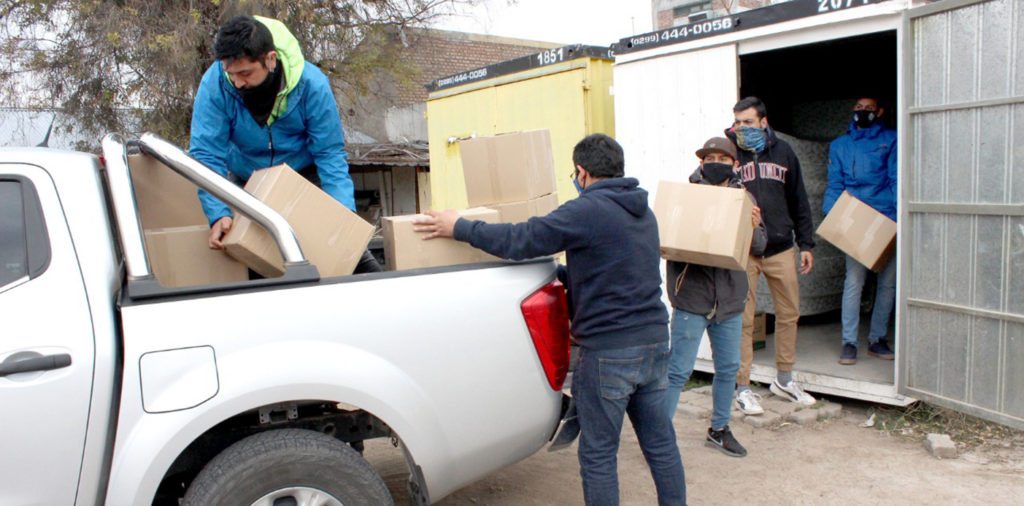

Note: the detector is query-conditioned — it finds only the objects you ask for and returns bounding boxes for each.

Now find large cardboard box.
[654,181,755,271]
[144,225,248,288]
[223,165,374,278]
[816,191,896,272]
[383,207,501,270]
[459,130,557,207]
[128,153,209,229]
[487,193,559,223]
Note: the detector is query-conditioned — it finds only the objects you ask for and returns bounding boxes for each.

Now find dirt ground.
[364,400,1024,505]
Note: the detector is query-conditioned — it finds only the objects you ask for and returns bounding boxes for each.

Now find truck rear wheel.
[183,428,393,506]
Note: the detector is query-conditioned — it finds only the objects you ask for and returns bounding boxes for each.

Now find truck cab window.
[0,181,29,288]
[0,178,49,290]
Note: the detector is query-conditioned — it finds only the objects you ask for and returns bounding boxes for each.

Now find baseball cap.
[695,137,738,160]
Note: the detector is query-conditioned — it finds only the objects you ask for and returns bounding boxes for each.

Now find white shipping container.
[612,0,1024,430]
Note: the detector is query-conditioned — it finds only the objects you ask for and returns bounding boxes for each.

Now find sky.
[429,0,654,47]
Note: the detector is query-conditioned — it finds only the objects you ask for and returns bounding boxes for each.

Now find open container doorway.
[738,30,901,401]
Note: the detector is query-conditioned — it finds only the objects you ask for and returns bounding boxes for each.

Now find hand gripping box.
[654,181,755,271]
[144,225,248,288]
[382,207,501,270]
[487,193,559,223]
[222,164,374,278]
[816,191,896,272]
[459,130,557,207]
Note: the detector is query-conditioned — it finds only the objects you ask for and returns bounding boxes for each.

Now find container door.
[901,0,1024,429]
[612,43,738,194]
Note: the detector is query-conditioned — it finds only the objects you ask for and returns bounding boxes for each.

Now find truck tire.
[182,428,393,506]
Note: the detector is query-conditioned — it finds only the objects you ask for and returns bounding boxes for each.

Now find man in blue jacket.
[414,134,686,505]
[189,15,379,272]
[823,96,898,365]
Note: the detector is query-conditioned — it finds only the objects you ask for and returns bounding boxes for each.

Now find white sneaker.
[735,389,764,415]
[770,379,817,406]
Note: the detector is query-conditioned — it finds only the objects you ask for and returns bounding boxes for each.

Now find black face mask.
[238,63,284,126]
[701,162,735,185]
[853,109,877,129]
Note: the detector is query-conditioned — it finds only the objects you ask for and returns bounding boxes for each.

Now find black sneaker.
[706,426,747,457]
[839,343,857,365]
[867,339,895,360]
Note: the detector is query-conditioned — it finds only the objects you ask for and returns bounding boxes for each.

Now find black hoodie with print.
[731,127,815,257]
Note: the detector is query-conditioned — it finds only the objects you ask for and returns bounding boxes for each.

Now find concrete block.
[742,411,781,428]
[787,409,819,425]
[819,402,843,420]
[924,433,957,459]
[762,397,800,416]
[676,403,711,419]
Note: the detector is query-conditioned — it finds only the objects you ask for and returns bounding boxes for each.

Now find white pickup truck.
[0,134,575,505]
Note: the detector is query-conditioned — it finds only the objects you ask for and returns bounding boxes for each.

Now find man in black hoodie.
[415,134,686,505]
[665,137,766,458]
[727,97,817,412]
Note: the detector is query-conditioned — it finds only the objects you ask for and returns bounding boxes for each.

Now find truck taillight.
[521,280,570,391]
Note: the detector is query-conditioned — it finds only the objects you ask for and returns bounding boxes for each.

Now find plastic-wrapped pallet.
[754,131,844,316]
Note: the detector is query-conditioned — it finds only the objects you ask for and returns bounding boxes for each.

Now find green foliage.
[0,0,466,149]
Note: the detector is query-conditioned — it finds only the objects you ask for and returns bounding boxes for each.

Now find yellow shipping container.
[426,45,615,211]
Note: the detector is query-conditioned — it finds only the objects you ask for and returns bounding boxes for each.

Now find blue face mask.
[733,125,767,153]
[573,177,584,194]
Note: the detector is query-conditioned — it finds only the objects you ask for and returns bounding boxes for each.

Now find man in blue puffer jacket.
[189,15,379,272]
[823,96,898,365]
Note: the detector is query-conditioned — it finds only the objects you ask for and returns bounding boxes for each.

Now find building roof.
[346,142,429,167]
[393,27,562,107]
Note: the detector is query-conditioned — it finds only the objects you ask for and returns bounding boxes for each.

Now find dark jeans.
[573,341,687,506]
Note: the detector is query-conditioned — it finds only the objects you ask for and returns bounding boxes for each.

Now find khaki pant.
[738,247,800,386]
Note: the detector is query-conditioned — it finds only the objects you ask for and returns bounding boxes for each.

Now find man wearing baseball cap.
[663,137,766,457]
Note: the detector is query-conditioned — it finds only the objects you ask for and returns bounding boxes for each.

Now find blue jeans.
[572,341,687,506]
[665,310,742,430]
[842,254,897,347]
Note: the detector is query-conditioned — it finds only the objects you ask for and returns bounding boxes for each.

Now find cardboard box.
[459,130,557,207]
[223,165,374,278]
[382,207,501,270]
[487,193,559,223]
[128,153,209,229]
[752,311,767,350]
[144,225,248,288]
[816,191,896,272]
[654,181,755,271]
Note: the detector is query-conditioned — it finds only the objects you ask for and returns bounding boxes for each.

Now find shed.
[611,0,1023,429]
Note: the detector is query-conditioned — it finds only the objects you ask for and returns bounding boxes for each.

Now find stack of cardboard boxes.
[382,129,559,271]
[130,154,249,288]
[131,156,375,286]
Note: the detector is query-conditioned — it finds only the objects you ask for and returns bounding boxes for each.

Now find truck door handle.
[0,353,72,377]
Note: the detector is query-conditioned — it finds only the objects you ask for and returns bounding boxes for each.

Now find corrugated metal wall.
[902,0,1024,429]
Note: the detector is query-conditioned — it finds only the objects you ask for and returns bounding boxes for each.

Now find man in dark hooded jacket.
[414,134,686,506]
[664,137,766,458]
[727,96,817,413]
